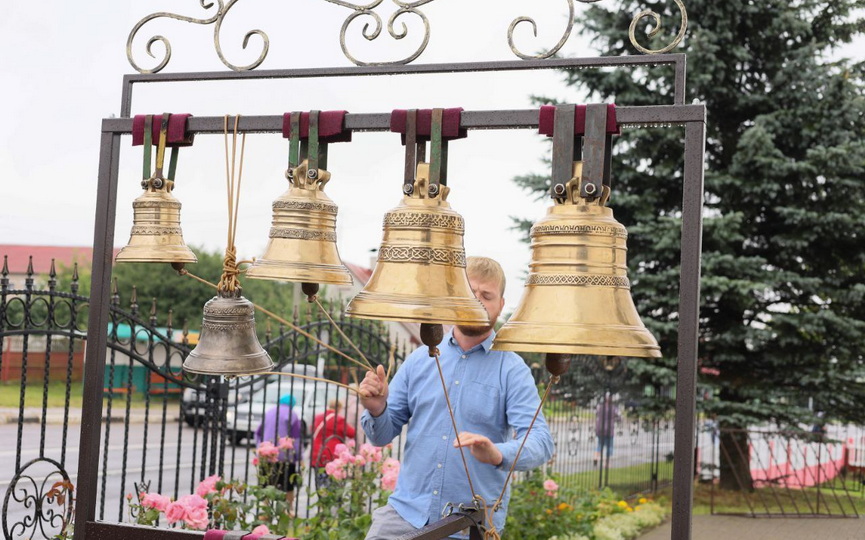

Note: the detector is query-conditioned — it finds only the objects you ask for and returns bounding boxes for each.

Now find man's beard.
[456,322,495,337]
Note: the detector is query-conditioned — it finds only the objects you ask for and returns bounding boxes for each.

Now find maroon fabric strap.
[132,114,194,147]
[203,530,228,540]
[281,111,352,143]
[390,108,467,144]
[538,104,620,137]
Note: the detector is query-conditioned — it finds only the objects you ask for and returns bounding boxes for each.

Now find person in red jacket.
[312,399,356,488]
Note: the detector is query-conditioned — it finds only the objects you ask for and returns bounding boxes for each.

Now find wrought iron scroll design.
[126,0,688,73]
[2,458,74,540]
[508,0,687,59]
[126,0,269,73]
[324,0,434,66]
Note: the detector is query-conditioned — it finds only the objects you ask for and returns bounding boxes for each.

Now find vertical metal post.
[670,118,706,540]
[74,130,121,540]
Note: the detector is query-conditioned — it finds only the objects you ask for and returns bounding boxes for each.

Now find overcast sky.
[2,1,862,311]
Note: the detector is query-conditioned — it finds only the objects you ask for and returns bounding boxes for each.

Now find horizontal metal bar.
[123,54,684,85]
[86,521,203,539]
[102,105,706,134]
[120,55,688,117]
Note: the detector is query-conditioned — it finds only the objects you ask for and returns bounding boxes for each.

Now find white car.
[225,376,359,447]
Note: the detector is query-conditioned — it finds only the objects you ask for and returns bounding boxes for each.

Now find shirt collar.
[446,329,497,354]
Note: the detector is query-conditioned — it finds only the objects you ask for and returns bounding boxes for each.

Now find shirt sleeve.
[361,351,414,446]
[494,359,554,471]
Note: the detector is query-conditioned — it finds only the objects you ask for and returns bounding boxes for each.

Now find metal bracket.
[550,104,576,199]
[581,103,609,200]
[403,109,418,195]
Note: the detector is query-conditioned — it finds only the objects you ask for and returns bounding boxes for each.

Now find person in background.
[255,393,303,509]
[311,398,356,488]
[594,393,620,467]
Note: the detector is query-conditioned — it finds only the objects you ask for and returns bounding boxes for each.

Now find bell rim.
[491,340,662,358]
[115,248,198,264]
[182,353,274,376]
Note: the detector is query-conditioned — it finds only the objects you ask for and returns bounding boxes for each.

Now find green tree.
[51,246,298,336]
[515,1,865,490]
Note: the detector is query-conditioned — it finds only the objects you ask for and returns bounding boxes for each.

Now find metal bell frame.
[79,56,706,540]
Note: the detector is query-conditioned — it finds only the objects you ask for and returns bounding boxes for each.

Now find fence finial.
[25,256,34,289]
[49,259,57,291]
[1,255,8,290]
[111,278,120,306]
[130,285,139,314]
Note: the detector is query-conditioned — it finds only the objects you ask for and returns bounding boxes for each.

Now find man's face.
[456,276,505,337]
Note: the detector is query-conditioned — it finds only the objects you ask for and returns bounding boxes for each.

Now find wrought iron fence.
[1,255,681,539]
[703,428,865,517]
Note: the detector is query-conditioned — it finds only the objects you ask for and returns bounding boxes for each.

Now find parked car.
[225,377,358,447]
[180,363,323,428]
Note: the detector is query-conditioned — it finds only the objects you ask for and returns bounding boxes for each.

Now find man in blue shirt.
[359,256,555,539]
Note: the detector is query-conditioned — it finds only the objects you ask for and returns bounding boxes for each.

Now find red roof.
[0,244,121,274]
[344,261,373,284]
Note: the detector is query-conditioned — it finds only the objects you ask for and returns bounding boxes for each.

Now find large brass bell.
[345,162,489,325]
[493,162,661,358]
[245,159,352,286]
[183,288,274,376]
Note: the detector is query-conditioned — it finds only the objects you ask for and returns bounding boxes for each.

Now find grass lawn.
[559,460,675,496]
[657,481,865,516]
[0,381,175,409]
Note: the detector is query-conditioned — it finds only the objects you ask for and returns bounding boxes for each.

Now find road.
[1,416,675,538]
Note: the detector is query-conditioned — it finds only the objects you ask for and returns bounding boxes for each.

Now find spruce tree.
[514,1,865,490]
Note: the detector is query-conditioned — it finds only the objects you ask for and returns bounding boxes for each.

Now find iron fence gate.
[1,255,684,539]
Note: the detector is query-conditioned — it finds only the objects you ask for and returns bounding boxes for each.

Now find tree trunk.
[718,429,753,491]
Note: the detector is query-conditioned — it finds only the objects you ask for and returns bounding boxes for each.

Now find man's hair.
[466,256,506,296]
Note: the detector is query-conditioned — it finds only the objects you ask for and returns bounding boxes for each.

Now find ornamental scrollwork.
[126,0,688,73]
[508,0,687,59]
[127,0,269,73]
[2,458,73,540]
[324,0,434,66]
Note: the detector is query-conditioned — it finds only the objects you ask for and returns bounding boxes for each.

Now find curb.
[0,410,181,425]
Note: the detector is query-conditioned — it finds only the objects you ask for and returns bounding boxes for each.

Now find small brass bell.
[115,179,198,264]
[245,159,352,286]
[493,162,661,358]
[345,162,489,325]
[116,114,197,265]
[183,288,274,376]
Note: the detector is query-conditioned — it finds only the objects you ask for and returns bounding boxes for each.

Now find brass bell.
[116,114,197,265]
[493,162,661,358]
[183,289,274,376]
[345,162,489,325]
[245,159,352,286]
[115,179,198,264]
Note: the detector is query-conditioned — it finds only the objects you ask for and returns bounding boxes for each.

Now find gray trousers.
[365,504,471,540]
[365,504,419,540]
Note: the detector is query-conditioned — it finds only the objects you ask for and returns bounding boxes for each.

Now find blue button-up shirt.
[361,330,554,536]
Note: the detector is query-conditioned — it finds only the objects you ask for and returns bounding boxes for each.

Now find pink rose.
[360,443,382,463]
[381,470,398,491]
[355,455,367,467]
[381,457,400,475]
[165,501,186,524]
[252,457,259,466]
[178,494,208,511]
[257,441,279,463]
[543,479,559,496]
[141,492,171,512]
[251,524,271,535]
[184,506,209,530]
[195,474,221,497]
[278,436,294,450]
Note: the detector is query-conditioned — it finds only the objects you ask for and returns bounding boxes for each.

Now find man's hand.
[359,365,388,417]
[453,432,503,466]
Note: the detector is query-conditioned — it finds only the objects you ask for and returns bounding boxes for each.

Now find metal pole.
[74,130,121,540]
[670,117,707,540]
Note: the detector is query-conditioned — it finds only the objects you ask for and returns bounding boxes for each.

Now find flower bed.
[504,473,666,540]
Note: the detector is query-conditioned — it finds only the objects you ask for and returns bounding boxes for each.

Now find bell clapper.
[420,323,444,357]
[301,282,319,302]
